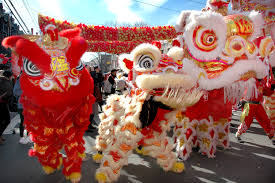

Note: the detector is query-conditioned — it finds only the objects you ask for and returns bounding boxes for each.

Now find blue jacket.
[13,77,23,109]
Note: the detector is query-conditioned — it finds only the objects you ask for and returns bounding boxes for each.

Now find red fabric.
[59,27,81,41]
[15,38,52,74]
[248,80,273,103]
[186,88,232,121]
[66,36,88,69]
[238,103,273,136]
[123,58,133,70]
[1,36,23,48]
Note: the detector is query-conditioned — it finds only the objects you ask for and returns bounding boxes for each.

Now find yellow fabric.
[95,172,107,182]
[172,162,185,173]
[42,166,55,174]
[240,103,250,123]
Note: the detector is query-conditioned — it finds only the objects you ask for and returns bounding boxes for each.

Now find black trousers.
[18,109,25,137]
[0,103,10,136]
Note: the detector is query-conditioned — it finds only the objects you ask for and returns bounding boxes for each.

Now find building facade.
[0,2,23,57]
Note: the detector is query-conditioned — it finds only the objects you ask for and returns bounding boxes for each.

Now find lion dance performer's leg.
[236,103,274,138]
[94,95,124,163]
[142,129,185,173]
[173,114,197,160]
[63,126,85,183]
[24,108,64,174]
[197,116,217,158]
[62,95,93,182]
[29,130,63,174]
[215,118,230,149]
[264,93,275,129]
[95,122,143,183]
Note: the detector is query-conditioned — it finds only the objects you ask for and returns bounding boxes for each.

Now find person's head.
[3,70,13,80]
[94,66,100,73]
[111,69,118,77]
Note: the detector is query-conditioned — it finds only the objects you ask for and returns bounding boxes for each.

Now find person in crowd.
[90,66,104,110]
[87,66,104,132]
[13,72,29,144]
[0,70,13,144]
[106,69,118,95]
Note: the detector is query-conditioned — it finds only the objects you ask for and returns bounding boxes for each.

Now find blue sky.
[2,0,207,61]
[2,0,207,34]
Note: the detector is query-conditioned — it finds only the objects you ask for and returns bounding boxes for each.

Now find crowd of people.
[0,66,30,145]
[84,65,129,132]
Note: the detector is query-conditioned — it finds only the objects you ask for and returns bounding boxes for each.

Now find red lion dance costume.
[2,25,94,183]
[171,0,274,160]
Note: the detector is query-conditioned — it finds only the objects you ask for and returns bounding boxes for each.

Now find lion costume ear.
[118,54,133,73]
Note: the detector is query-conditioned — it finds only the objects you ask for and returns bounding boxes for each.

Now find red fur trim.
[2,36,23,48]
[15,38,52,73]
[59,28,81,41]
[66,37,87,68]
[128,70,133,81]
[123,58,133,70]
[46,29,55,41]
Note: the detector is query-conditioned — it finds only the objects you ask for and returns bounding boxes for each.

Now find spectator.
[115,72,128,94]
[13,73,28,144]
[106,69,118,95]
[0,70,13,144]
[90,66,104,108]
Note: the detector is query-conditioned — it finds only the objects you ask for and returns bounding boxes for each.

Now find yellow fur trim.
[68,172,81,182]
[172,162,185,173]
[135,147,148,155]
[92,153,103,163]
[57,157,63,170]
[95,172,107,182]
[42,166,55,174]
[78,153,86,159]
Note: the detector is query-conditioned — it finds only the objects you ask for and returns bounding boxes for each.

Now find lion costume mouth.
[152,86,203,109]
[135,72,203,109]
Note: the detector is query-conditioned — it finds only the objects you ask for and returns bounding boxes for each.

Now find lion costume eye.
[193,26,217,52]
[23,58,41,77]
[137,55,154,69]
[76,61,84,71]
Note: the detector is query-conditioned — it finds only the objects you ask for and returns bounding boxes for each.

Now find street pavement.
[0,110,274,183]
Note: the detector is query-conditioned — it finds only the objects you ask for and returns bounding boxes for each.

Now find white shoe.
[19,137,28,144]
[25,136,33,143]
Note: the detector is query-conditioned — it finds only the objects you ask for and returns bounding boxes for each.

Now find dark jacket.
[0,76,13,103]
[108,75,116,94]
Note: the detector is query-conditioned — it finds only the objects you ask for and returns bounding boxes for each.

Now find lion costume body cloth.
[2,25,95,183]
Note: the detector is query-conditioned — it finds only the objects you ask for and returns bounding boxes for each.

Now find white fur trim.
[270,50,275,67]
[135,73,196,90]
[248,11,265,41]
[131,43,161,72]
[183,11,227,60]
[44,24,56,31]
[118,54,132,73]
[182,58,268,90]
[167,47,184,61]
[175,11,193,32]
